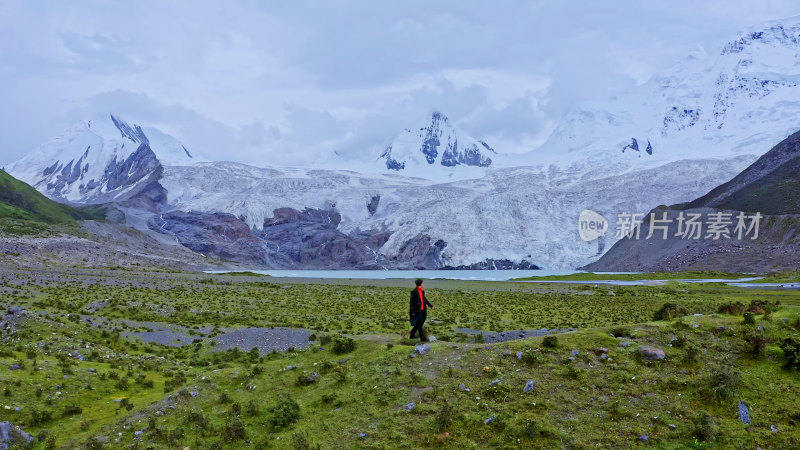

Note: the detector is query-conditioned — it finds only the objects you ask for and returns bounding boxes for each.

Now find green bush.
[744,330,768,357]
[542,335,558,349]
[653,303,688,321]
[331,335,356,354]
[743,312,756,325]
[718,302,746,315]
[780,337,800,370]
[434,400,454,432]
[521,350,546,366]
[703,366,740,403]
[268,395,300,429]
[692,410,717,442]
[224,418,246,441]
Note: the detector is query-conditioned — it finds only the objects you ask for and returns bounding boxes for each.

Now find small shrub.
[218,392,232,404]
[434,400,453,432]
[718,302,747,315]
[703,366,740,403]
[521,350,546,366]
[224,418,246,441]
[692,410,717,442]
[744,331,768,357]
[743,312,756,325]
[30,409,53,425]
[268,395,300,429]
[684,341,700,363]
[246,400,260,416]
[672,334,688,348]
[63,404,82,417]
[319,335,332,345]
[780,337,800,370]
[330,335,356,354]
[654,303,688,321]
[542,336,558,349]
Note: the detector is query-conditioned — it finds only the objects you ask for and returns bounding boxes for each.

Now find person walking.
[409,278,433,341]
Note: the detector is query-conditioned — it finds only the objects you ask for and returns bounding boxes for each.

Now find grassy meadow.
[1,268,799,448]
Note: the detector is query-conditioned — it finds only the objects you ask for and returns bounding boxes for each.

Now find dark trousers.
[410,314,427,339]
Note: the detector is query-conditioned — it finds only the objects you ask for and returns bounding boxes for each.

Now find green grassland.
[0,169,104,236]
[1,269,800,448]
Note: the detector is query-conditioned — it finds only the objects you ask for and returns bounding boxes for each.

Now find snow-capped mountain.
[6,114,201,205]
[526,16,800,174]
[378,111,496,180]
[7,17,800,269]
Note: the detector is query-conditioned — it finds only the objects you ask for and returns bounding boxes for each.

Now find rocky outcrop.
[441,259,540,270]
[149,211,268,265]
[258,207,392,269]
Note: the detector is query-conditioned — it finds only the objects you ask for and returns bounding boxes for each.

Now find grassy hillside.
[0,169,103,234]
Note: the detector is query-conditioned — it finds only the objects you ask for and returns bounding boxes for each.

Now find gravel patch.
[211,327,313,354]
[455,327,574,343]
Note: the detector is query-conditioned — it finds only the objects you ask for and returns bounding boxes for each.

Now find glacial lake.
[204,270,799,288]
[205,269,580,281]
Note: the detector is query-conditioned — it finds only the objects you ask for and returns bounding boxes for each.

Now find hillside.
[0,169,104,233]
[583,130,800,272]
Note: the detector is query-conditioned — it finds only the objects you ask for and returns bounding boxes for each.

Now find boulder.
[639,346,666,360]
[738,401,750,425]
[0,422,34,449]
[523,380,534,392]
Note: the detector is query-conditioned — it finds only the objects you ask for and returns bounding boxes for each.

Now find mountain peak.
[6,114,201,203]
[378,111,495,179]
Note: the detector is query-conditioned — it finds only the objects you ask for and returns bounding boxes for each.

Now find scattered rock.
[638,435,649,442]
[523,380,534,392]
[770,424,778,433]
[405,403,416,411]
[668,424,677,430]
[757,325,763,331]
[738,401,750,425]
[359,432,367,438]
[570,349,579,356]
[484,415,496,425]
[489,379,502,387]
[595,347,609,355]
[600,354,607,360]
[189,391,199,398]
[0,421,34,449]
[436,431,450,441]
[620,341,631,348]
[639,347,666,360]
[458,383,471,392]
[7,306,22,315]
[8,365,20,371]
[338,357,350,365]
[414,344,430,355]
[718,326,727,331]
[515,351,523,360]
[503,351,512,357]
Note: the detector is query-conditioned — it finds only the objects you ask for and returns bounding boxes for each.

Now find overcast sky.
[1,1,798,167]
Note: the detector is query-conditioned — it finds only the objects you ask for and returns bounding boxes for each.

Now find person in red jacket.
[409,279,433,341]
